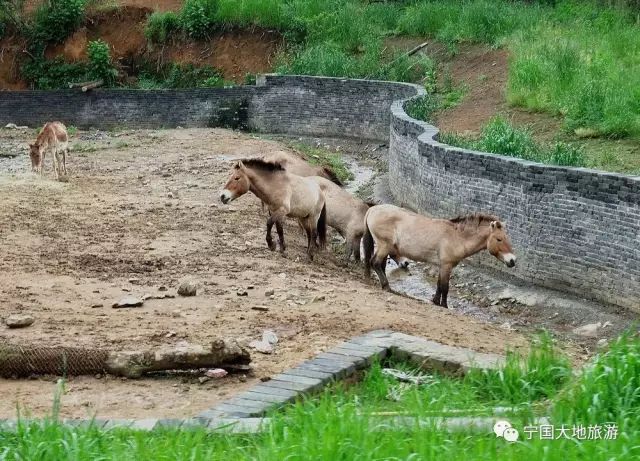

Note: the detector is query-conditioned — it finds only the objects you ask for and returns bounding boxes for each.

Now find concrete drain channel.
[0,330,546,433]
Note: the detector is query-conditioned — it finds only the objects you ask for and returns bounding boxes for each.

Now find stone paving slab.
[0,330,506,432]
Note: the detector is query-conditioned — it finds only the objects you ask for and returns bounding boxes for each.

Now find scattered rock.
[264,289,275,297]
[4,123,28,130]
[128,278,141,284]
[260,376,271,382]
[198,376,210,384]
[205,368,228,379]
[239,375,247,383]
[5,314,35,328]
[249,340,274,354]
[572,322,602,338]
[171,310,182,318]
[177,279,198,297]
[310,295,326,303]
[597,338,608,348]
[237,289,248,297]
[142,293,176,300]
[262,329,278,345]
[90,303,104,308]
[112,296,144,308]
[251,305,269,311]
[158,285,168,292]
[165,331,177,338]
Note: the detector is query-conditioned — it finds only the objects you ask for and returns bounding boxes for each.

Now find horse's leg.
[371,245,391,290]
[352,236,362,262]
[62,148,68,176]
[275,220,286,252]
[266,215,277,251]
[52,149,60,180]
[304,223,315,261]
[433,263,453,308]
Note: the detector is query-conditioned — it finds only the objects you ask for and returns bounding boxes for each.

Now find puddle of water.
[385,260,497,322]
[342,156,375,194]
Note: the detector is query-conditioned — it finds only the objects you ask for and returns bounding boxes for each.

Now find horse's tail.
[317,202,327,249]
[322,167,343,187]
[363,211,374,278]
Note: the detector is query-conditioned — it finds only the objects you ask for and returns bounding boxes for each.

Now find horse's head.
[220,161,250,204]
[487,221,516,268]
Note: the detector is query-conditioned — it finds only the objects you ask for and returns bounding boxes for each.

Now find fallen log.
[0,339,250,379]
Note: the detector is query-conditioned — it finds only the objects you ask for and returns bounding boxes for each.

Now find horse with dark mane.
[363,204,516,307]
[220,158,327,261]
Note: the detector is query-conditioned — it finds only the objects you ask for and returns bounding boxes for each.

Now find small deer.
[29,121,69,180]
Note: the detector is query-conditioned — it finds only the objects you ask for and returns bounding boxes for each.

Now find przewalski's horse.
[310,176,408,268]
[363,204,516,308]
[220,159,327,260]
[29,121,69,180]
[263,151,342,186]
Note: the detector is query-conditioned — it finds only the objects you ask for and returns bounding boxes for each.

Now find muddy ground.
[0,127,535,419]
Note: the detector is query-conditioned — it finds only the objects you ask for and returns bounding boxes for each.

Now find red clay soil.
[3,3,282,88]
[0,36,28,90]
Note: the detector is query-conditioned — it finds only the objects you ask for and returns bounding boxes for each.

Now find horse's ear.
[236,160,245,170]
[490,221,502,230]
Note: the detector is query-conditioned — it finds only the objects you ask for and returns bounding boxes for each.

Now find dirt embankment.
[1,2,282,89]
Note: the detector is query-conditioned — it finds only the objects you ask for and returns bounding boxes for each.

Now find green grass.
[507,2,640,139]
[439,115,588,167]
[288,142,354,183]
[2,333,639,460]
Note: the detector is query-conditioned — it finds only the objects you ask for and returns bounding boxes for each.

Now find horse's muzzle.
[220,190,233,204]
[501,253,516,268]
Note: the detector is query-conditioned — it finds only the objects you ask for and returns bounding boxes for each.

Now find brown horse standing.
[310,176,408,268]
[263,151,342,185]
[29,121,69,180]
[363,204,516,308]
[220,159,327,260]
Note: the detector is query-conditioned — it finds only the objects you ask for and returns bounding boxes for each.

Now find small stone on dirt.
[159,285,168,292]
[112,296,144,308]
[264,289,275,297]
[249,340,274,354]
[198,376,210,384]
[572,322,602,338]
[128,278,140,284]
[5,314,35,328]
[177,279,198,297]
[251,305,269,311]
[90,303,103,308]
[262,329,278,345]
[205,368,228,379]
[237,289,248,297]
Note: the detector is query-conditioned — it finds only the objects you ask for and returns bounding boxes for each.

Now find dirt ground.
[0,128,528,419]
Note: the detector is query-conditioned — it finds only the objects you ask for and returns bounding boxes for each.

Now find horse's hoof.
[267,241,276,251]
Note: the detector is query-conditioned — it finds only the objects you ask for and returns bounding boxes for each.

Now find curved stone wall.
[1,75,638,311]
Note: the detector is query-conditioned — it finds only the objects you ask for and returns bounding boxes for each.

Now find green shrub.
[87,39,117,84]
[29,0,86,45]
[405,96,440,123]
[554,332,640,427]
[144,11,180,44]
[21,57,87,89]
[136,63,224,88]
[465,332,572,404]
[440,116,587,167]
[180,0,218,39]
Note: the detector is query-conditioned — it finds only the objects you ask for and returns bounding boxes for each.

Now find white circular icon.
[503,427,519,442]
[493,420,512,437]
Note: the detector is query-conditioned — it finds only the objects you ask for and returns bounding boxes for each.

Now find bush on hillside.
[145,11,180,44]
[180,0,218,39]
